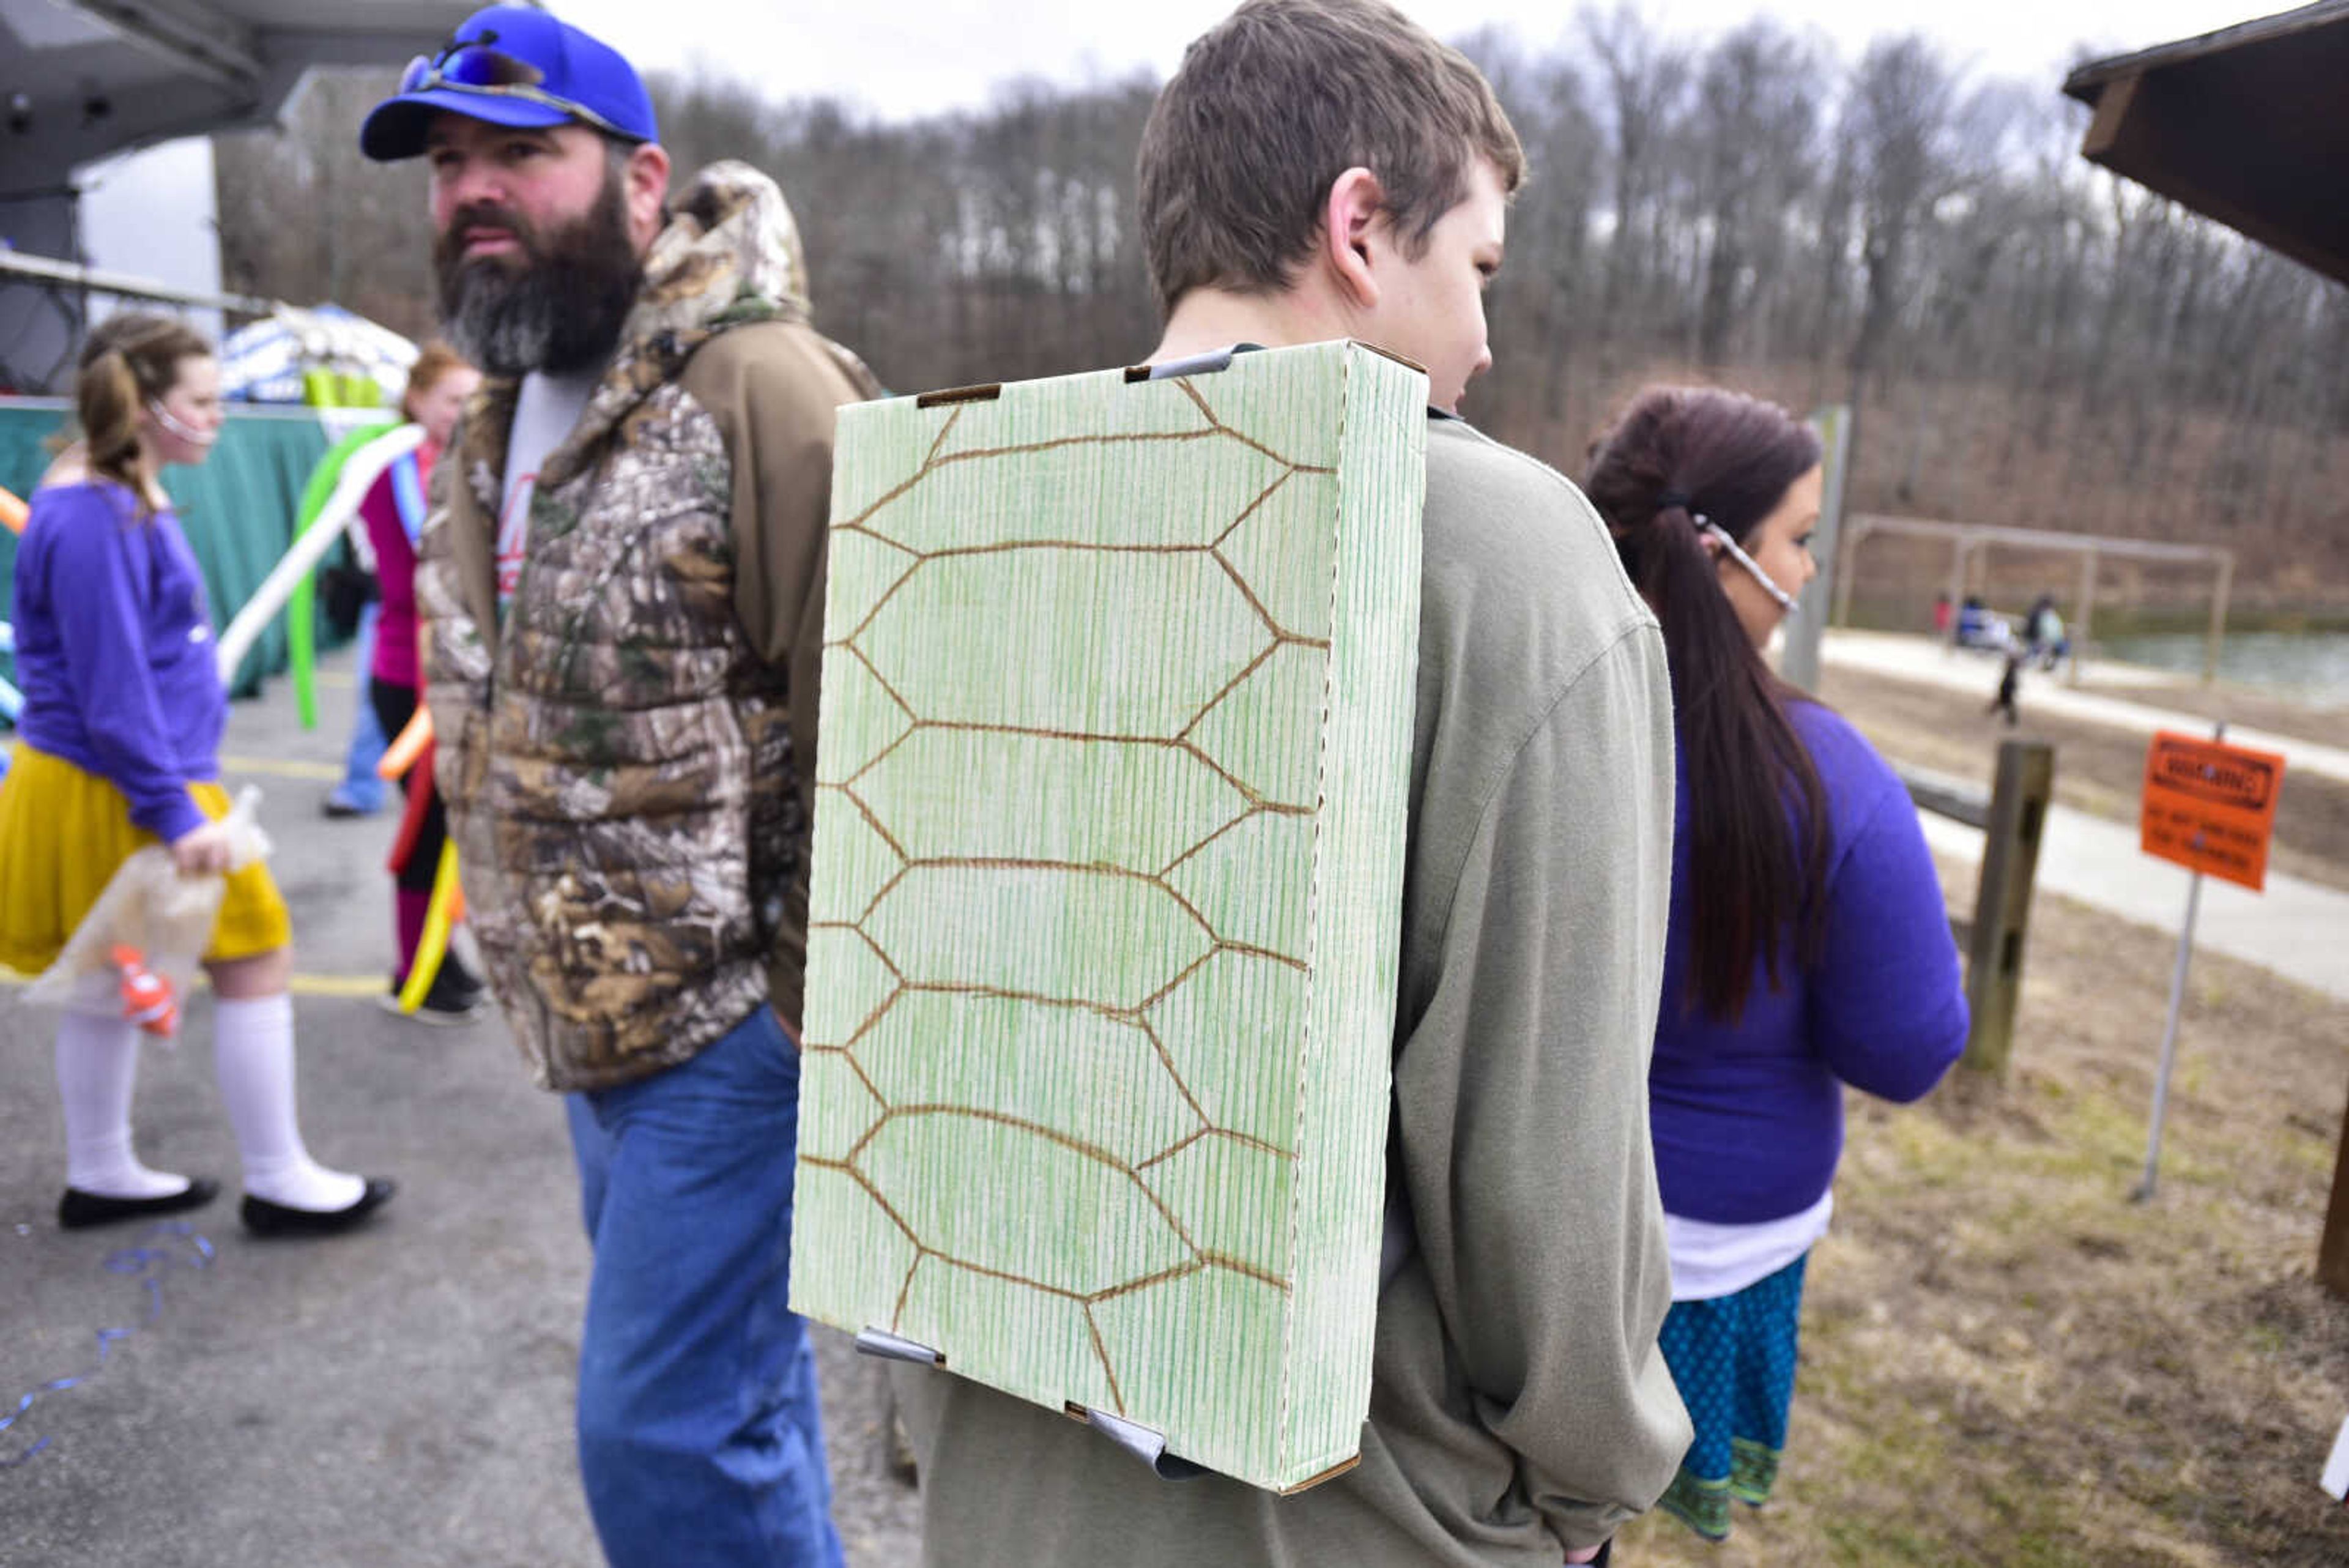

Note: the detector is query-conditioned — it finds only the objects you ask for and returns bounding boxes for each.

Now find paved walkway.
[1819,634,2346,1002]
[1917,801,2348,1004]
[1,644,918,1568]
[1822,630,2349,786]
[0,628,2336,1564]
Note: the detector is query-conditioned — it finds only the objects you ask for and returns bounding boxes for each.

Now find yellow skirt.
[0,743,291,975]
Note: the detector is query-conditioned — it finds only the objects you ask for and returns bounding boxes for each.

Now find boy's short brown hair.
[1137,0,1524,316]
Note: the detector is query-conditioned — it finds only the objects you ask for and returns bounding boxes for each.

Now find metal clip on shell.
[1066,1404,1207,1481]
[1127,346,1239,383]
[853,1328,944,1366]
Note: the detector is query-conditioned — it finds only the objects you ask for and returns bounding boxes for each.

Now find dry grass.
[1616,774,2349,1565]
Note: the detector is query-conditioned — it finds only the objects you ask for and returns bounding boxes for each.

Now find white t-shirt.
[495,370,598,612]
[1663,1191,1834,1302]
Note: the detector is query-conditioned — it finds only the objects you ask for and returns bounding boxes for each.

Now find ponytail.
[64,312,215,514]
[78,347,146,491]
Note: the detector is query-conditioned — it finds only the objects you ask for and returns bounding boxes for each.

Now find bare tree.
[210,29,2349,617]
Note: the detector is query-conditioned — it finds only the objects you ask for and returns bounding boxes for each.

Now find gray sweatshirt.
[891,414,1691,1564]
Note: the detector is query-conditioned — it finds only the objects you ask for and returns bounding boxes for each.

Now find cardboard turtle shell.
[790,340,1427,1492]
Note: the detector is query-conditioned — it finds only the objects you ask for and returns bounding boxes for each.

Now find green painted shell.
[790,341,1427,1492]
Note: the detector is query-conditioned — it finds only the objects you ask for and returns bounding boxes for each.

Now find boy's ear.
[1321,166,1384,310]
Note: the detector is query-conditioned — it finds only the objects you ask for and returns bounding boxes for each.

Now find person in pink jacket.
[357,342,485,1022]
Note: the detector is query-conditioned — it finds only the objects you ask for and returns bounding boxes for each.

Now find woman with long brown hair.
[1586,386,1966,1540]
[0,312,393,1234]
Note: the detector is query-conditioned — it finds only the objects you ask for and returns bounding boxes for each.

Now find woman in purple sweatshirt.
[0,313,393,1235]
[1586,387,1967,1540]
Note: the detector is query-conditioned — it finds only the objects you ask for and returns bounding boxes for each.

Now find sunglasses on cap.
[398,31,637,141]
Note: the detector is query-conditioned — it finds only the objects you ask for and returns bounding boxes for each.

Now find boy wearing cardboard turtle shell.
[889,3,1691,1563]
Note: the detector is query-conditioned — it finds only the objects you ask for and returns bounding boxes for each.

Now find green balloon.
[285,422,398,729]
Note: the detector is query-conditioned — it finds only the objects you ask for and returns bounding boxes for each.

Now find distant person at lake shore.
[1956,593,2014,651]
[2025,593,2069,671]
[1988,648,2024,726]
[1586,384,1970,1542]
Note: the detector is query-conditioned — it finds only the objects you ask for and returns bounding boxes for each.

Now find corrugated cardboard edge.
[1269,340,1348,1489]
[1352,340,1430,376]
[799,347,1423,1492]
[1267,340,1427,1492]
[1278,1450,1365,1495]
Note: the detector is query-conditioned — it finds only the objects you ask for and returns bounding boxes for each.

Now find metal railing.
[1835,513,2235,686]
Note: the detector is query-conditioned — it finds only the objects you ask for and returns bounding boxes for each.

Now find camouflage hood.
[416,159,873,1091]
[558,159,817,463]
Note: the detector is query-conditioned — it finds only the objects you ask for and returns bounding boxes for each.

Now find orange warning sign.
[2139,730,2287,891]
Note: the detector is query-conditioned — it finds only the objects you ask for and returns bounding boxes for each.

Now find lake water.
[2099,631,2349,708]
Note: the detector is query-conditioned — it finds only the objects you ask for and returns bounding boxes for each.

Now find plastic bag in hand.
[24,787,273,1038]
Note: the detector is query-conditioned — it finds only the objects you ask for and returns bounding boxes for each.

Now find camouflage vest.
[418,163,853,1090]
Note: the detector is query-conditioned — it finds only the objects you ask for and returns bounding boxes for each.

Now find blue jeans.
[564,1007,843,1568]
[328,603,387,812]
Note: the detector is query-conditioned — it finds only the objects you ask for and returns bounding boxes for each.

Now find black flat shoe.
[240,1177,397,1238]
[59,1178,222,1230]
[376,965,491,1026]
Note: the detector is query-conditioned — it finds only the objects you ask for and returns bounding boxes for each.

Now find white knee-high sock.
[212,994,364,1212]
[55,1013,190,1199]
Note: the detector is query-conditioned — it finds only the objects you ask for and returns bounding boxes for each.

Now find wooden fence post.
[2320,1079,2349,1301]
[2202,552,2234,686]
[1961,740,2057,1076]
[1780,406,1850,693]
[2069,547,2098,687]
[1943,538,1969,650]
[1832,515,1866,630]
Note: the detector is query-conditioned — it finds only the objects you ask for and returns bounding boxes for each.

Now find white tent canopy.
[218,302,419,406]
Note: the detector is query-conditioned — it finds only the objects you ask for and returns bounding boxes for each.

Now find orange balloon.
[377,707,434,780]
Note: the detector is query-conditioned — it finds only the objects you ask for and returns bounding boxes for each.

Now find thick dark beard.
[434,174,642,379]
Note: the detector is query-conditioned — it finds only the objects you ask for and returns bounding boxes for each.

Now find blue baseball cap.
[360,6,658,162]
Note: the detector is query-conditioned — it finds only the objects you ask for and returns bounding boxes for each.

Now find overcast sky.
[62,1,2291,309]
[553,0,2285,120]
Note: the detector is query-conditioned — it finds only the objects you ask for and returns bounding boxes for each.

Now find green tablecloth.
[0,399,340,701]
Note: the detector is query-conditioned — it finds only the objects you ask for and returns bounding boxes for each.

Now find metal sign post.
[2131,719,2287,1202]
[2131,848,2206,1203]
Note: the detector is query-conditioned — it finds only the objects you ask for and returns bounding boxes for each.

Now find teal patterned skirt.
[1656,1252,1809,1541]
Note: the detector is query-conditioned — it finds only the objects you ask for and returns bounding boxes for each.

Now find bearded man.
[360,10,875,1564]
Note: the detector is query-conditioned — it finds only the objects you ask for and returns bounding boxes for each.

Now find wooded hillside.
[213,10,2349,615]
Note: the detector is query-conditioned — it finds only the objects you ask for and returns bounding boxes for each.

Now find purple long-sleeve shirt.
[11,480,225,844]
[1650,698,1968,1225]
